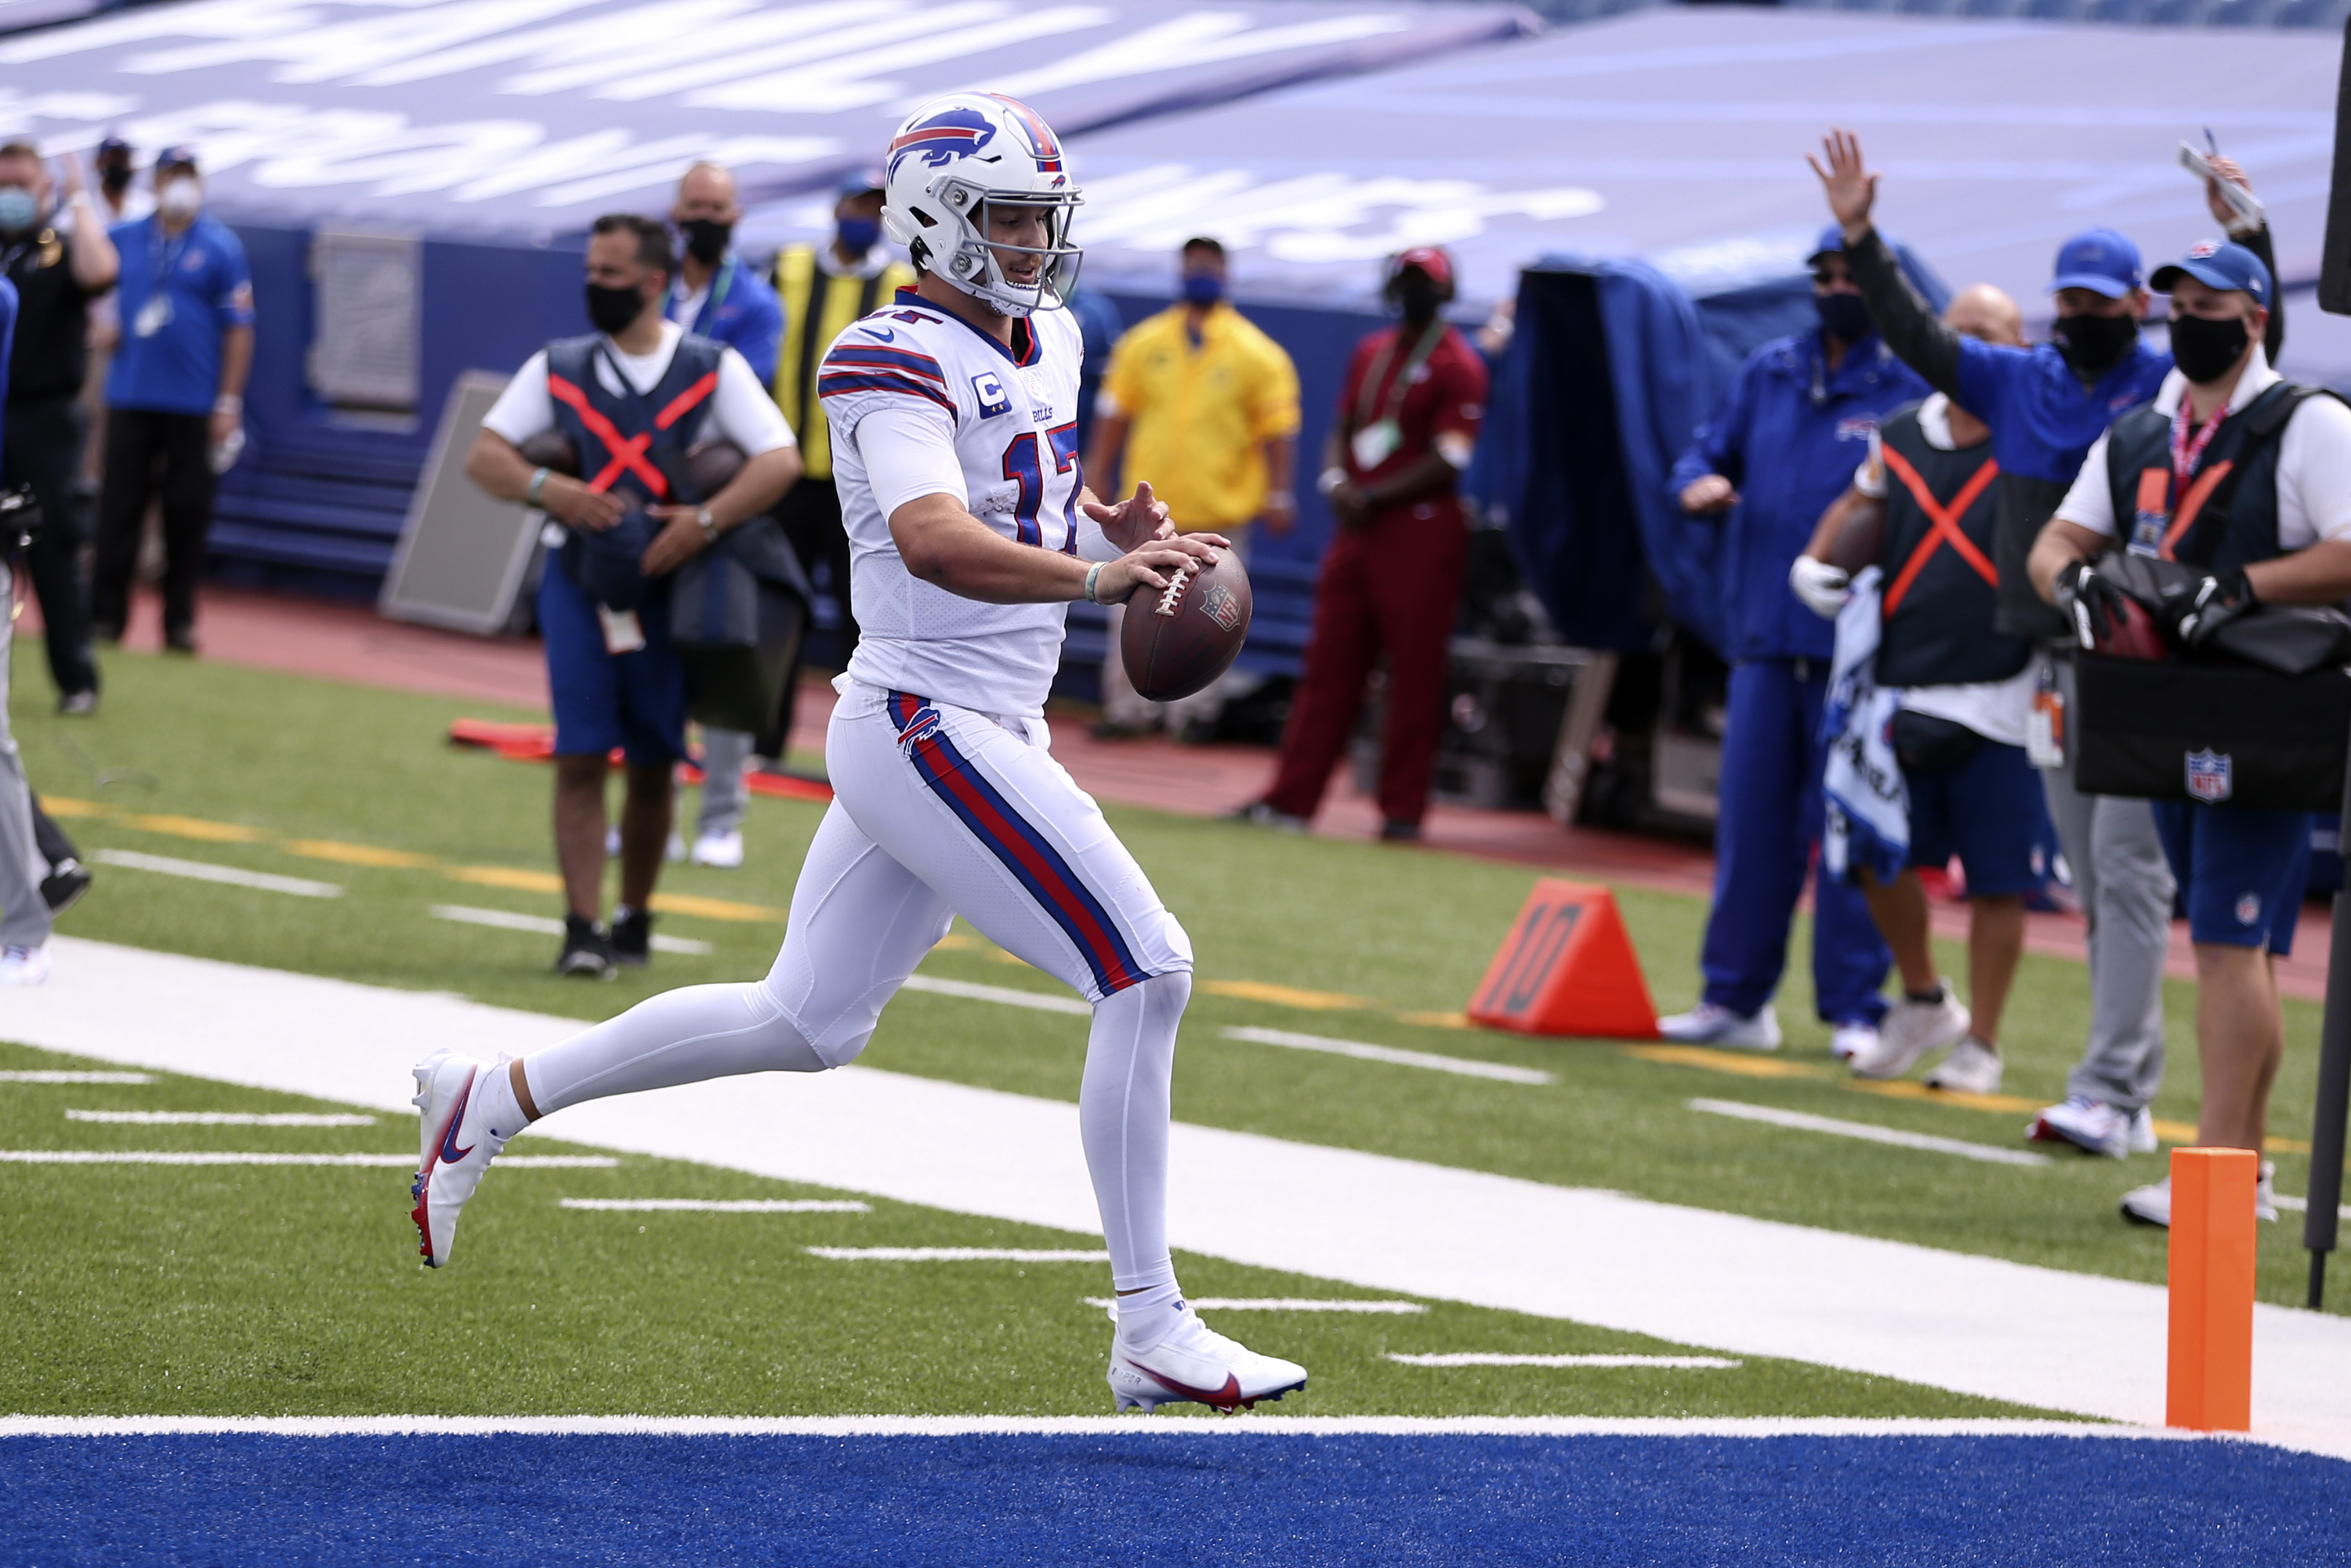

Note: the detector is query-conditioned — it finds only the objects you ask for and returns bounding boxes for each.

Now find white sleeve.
[854,403,968,519]
[2280,393,2351,548]
[710,347,795,454]
[479,353,555,445]
[2052,432,2118,538]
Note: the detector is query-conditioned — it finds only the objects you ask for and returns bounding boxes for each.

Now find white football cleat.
[1850,984,1969,1080]
[1657,1002,1781,1052]
[691,830,744,868]
[410,1048,515,1269]
[2121,1163,2279,1229]
[1828,1021,1877,1063]
[0,942,52,986]
[1926,1037,2002,1095]
[2029,1095,2150,1160]
[1107,1304,1307,1414]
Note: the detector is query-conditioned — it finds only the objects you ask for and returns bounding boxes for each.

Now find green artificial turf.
[0,1039,2055,1420]
[5,638,2346,1366]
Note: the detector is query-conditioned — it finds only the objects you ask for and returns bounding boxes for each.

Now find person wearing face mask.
[1792,286,2053,1095]
[89,147,250,655]
[0,141,116,716]
[1233,247,1484,841]
[664,160,786,873]
[1815,130,2282,1164]
[466,214,800,978]
[1087,237,1299,741]
[770,172,916,675]
[2029,241,2351,1227]
[1650,227,1925,1057]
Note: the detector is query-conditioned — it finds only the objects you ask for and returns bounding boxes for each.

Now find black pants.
[92,406,214,641]
[1,397,99,697]
[775,476,855,750]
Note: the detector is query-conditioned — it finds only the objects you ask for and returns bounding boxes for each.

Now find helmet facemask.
[920,182,1083,318]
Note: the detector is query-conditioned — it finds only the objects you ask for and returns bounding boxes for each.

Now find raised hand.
[1808,129,1878,243]
[2204,154,2258,230]
[1081,478,1173,553]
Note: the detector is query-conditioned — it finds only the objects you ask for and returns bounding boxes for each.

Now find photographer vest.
[543,332,723,610]
[2099,380,2320,573]
[1875,406,2030,688]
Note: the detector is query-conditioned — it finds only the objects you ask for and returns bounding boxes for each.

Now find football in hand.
[1118,549,1252,703]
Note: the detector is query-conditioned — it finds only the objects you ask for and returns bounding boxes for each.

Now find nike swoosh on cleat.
[436,1070,476,1167]
[1121,1357,1243,1410]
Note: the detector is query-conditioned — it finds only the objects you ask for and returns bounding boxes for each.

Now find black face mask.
[2050,310,2139,377]
[586,281,647,336]
[2168,312,2251,386]
[1393,275,1442,326]
[100,165,132,197]
[680,218,731,267]
[1815,291,1871,345]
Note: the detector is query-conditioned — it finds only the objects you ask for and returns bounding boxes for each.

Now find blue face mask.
[1181,271,1224,306]
[836,216,880,258]
[0,187,38,234]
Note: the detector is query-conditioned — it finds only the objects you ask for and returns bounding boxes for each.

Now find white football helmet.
[882,91,1081,317]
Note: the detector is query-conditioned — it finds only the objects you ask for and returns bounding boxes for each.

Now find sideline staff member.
[666,159,786,873]
[89,147,250,653]
[466,215,799,978]
[1795,286,2047,1095]
[1659,226,1921,1058]
[2030,241,2351,1226]
[0,141,115,712]
[1088,237,1299,740]
[0,274,59,987]
[1237,247,1483,841]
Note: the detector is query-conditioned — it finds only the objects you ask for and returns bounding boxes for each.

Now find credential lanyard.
[2168,397,2226,492]
[1353,317,1448,434]
[691,258,736,336]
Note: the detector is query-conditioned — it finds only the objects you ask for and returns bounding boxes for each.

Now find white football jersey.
[822,291,1089,719]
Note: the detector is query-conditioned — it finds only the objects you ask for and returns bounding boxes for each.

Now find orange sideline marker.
[1467,878,1659,1039]
[2168,1146,2258,1432]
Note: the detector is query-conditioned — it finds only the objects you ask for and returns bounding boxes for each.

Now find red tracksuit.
[1263,321,1487,828]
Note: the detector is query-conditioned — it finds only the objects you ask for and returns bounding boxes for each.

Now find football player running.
[410,92,1307,1416]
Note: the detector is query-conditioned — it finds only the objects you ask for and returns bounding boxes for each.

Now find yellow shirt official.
[1101,302,1300,532]
[773,244,916,480]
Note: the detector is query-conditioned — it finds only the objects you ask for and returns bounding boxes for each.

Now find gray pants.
[696,726,755,840]
[2042,654,2173,1113]
[0,561,53,949]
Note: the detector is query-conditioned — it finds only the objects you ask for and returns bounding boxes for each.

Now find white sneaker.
[2258,1160,2278,1222]
[1850,984,1969,1080]
[1107,1303,1308,1414]
[2121,1175,2171,1227]
[410,1048,516,1269]
[691,830,744,869]
[1926,1037,2002,1095]
[1828,1022,1877,1063]
[1657,1002,1782,1051]
[0,942,51,986]
[2030,1095,2141,1160]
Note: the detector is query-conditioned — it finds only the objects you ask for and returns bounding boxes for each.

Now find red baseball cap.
[1389,246,1454,292]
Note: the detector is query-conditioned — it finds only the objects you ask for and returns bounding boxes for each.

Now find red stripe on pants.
[1262,500,1469,827]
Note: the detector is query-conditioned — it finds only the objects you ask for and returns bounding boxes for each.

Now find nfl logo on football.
[2185,748,2233,803]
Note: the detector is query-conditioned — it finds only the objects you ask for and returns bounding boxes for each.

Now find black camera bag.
[2074,652,2351,810]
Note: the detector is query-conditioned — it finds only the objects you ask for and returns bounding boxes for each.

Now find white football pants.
[520,680,1194,1291]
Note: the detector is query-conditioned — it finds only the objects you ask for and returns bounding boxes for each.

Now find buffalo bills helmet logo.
[2188,239,2221,260]
[889,108,996,177]
[898,704,944,748]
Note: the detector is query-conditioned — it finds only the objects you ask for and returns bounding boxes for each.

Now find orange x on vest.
[545,368,720,498]
[2135,463,2236,560]
[1879,444,2000,617]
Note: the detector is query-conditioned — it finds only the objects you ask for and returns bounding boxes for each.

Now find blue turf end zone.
[5,1433,2349,1566]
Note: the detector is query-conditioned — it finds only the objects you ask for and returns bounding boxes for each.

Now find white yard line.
[807,1247,1108,1262]
[0,1415,2207,1441]
[1689,1098,2052,1168]
[431,905,712,956]
[1387,1353,1742,1370]
[560,1213,875,1222]
[1084,1297,1426,1313]
[0,1070,153,1084]
[91,850,342,900]
[1223,1026,1552,1085]
[0,1151,612,1167]
[10,938,2351,1461]
[899,973,1092,1015]
[65,1110,375,1127]
[2274,1194,2351,1219]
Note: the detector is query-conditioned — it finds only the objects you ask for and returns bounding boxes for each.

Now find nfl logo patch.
[2236,892,2263,926]
[2185,748,2233,803]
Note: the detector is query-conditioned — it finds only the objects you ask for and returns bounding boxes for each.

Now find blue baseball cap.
[2151,238,2273,308]
[837,168,885,198]
[2048,228,2142,297]
[154,145,198,173]
[1806,223,1846,266]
